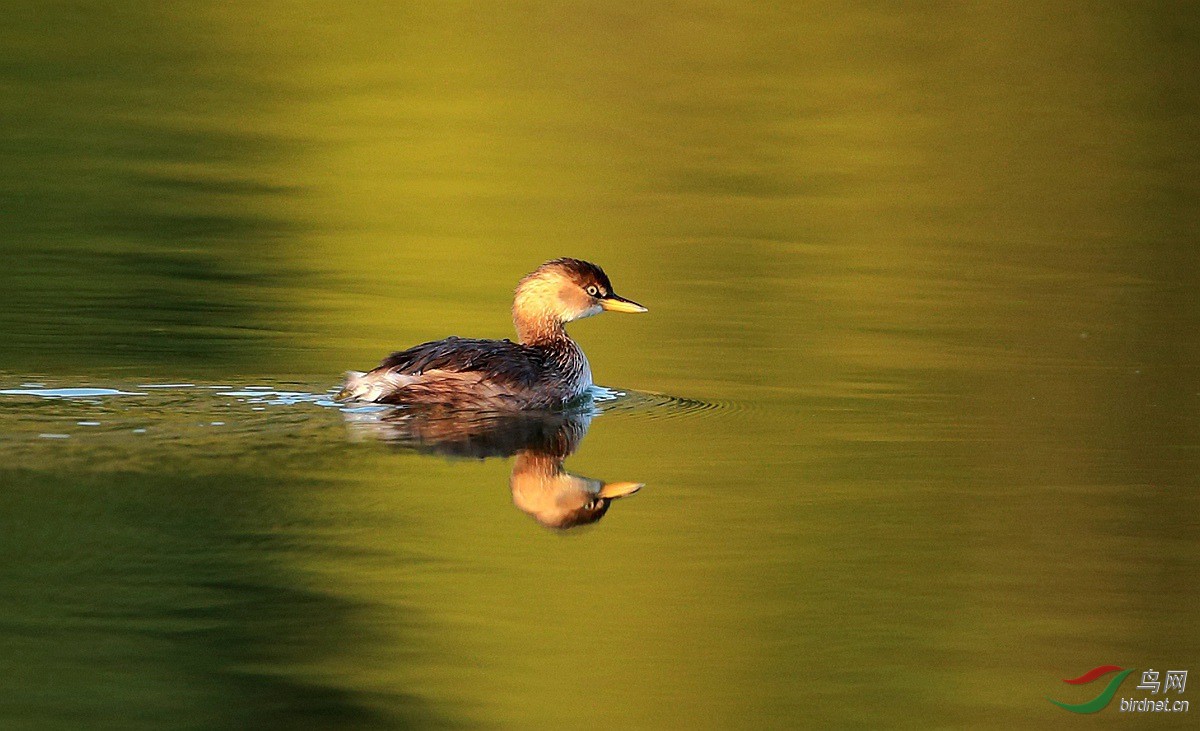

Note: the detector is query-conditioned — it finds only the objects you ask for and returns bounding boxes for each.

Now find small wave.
[591,387,732,420]
[0,387,147,398]
[0,379,730,437]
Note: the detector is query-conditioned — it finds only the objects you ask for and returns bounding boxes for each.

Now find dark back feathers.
[377,336,549,389]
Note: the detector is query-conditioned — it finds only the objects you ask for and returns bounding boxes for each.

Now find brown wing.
[375,336,546,390]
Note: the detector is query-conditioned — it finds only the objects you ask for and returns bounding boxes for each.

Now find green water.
[2,3,1198,729]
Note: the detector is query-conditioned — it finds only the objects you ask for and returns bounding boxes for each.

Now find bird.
[339,258,647,410]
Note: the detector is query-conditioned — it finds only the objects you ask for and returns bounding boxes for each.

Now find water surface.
[1,3,1198,729]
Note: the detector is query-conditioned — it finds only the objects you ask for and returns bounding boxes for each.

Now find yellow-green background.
[1,3,1197,728]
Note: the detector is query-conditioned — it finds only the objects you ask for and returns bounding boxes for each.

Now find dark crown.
[538,258,613,293]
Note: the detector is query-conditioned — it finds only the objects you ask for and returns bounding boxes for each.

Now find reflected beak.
[600,294,648,314]
[597,481,643,499]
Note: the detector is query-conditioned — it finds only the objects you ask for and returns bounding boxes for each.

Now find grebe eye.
[586,285,598,296]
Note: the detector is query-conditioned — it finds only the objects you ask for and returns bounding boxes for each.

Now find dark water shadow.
[0,466,460,731]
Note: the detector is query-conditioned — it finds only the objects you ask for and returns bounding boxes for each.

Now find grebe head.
[513,258,646,343]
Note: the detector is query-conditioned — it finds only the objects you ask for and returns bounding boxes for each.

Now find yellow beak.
[598,481,644,499]
[600,295,648,314]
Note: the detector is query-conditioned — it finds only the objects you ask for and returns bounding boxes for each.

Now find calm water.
[2,4,1198,729]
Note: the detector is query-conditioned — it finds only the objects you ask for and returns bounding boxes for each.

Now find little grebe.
[339,258,646,409]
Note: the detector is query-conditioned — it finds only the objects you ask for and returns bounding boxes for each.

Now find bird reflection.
[344,407,642,530]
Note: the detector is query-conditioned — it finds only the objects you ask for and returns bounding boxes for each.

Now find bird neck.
[514,311,570,346]
[513,450,565,479]
[513,276,577,346]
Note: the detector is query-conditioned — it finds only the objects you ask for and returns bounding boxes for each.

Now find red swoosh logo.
[1063,665,1124,684]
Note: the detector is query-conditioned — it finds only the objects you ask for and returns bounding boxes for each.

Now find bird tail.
[337,370,414,402]
[336,371,368,401]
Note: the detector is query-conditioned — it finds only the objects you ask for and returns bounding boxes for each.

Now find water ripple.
[0,387,147,398]
[591,387,733,420]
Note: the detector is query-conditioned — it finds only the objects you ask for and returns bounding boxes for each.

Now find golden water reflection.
[346,407,643,530]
